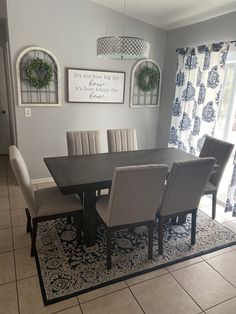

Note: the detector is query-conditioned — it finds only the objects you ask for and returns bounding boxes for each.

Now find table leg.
[83,190,97,246]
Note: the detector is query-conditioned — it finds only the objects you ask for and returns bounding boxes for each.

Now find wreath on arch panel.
[24,57,53,89]
[137,65,160,92]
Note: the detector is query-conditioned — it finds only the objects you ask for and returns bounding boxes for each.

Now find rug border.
[35,237,236,306]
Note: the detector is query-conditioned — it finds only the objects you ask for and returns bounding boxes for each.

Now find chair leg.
[158,216,164,255]
[106,228,112,270]
[25,208,32,234]
[75,211,83,245]
[31,219,37,257]
[191,209,197,245]
[148,221,154,259]
[212,192,217,220]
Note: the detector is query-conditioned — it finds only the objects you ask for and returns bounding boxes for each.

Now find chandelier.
[97,1,150,60]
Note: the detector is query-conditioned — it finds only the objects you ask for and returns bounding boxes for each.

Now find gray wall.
[6,0,166,179]
[157,11,236,148]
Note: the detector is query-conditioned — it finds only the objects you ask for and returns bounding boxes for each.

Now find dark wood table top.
[44,148,198,195]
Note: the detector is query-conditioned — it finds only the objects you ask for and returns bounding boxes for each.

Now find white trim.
[31,177,54,184]
[16,46,61,107]
[130,58,162,108]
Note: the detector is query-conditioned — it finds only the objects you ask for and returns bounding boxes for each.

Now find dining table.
[44,147,198,246]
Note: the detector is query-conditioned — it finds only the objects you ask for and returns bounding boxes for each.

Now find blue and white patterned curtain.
[225,151,236,216]
[169,42,230,154]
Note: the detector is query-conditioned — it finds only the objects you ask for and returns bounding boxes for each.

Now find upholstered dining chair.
[96,164,168,269]
[66,130,102,198]
[107,128,137,153]
[156,157,216,255]
[199,136,234,219]
[9,145,83,257]
[66,130,101,156]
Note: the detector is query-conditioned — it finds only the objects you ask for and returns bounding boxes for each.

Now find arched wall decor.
[16,46,61,106]
[130,59,161,108]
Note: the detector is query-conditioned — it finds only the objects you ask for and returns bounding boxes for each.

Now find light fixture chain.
[104,0,115,36]
[136,0,143,37]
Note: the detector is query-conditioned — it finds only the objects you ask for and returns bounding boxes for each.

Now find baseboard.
[31,177,54,184]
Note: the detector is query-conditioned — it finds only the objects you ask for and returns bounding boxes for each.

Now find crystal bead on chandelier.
[97,1,150,60]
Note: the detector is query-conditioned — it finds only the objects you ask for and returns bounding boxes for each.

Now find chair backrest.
[158,157,216,217]
[9,146,37,218]
[107,164,168,227]
[66,130,101,156]
[199,136,234,188]
[107,128,137,153]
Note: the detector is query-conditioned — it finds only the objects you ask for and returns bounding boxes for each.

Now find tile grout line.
[204,258,236,289]
[167,268,205,313]
[52,304,82,314]
[77,285,128,305]
[203,295,236,313]
[128,286,146,314]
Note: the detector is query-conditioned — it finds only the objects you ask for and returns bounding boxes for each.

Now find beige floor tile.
[172,261,236,310]
[15,247,37,280]
[126,267,168,286]
[0,228,13,253]
[201,247,234,260]
[205,297,236,313]
[12,225,31,249]
[0,185,8,198]
[0,211,11,229]
[11,209,27,227]
[0,282,18,314]
[17,276,78,314]
[10,195,26,210]
[130,273,201,314]
[230,244,236,250]
[0,197,10,212]
[166,256,203,272]
[0,176,7,185]
[8,185,22,197]
[56,307,82,314]
[0,251,15,285]
[81,288,143,314]
[78,281,127,303]
[223,222,236,233]
[207,251,236,287]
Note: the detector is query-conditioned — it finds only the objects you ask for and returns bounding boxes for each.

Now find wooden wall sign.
[67,68,125,103]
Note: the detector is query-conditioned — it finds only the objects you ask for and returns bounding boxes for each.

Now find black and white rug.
[35,211,236,305]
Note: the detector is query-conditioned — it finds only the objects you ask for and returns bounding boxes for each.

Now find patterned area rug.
[35,211,236,305]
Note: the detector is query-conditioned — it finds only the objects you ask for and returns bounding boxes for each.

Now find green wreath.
[137,66,160,92]
[24,57,53,89]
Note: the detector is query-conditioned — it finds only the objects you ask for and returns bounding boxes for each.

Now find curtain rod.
[177,40,236,52]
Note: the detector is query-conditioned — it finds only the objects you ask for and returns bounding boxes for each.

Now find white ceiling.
[90,0,236,30]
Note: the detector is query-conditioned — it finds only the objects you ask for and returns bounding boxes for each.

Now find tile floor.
[1,155,236,313]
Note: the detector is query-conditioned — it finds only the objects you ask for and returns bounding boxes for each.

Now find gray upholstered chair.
[9,146,83,257]
[96,164,168,269]
[107,128,137,153]
[66,130,101,156]
[66,130,102,197]
[157,157,216,255]
[199,136,234,219]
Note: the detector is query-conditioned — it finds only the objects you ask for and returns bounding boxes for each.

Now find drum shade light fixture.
[97,0,150,60]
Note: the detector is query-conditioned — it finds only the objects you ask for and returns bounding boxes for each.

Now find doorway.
[0,18,16,154]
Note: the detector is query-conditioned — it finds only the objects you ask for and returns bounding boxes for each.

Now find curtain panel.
[169,42,230,154]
